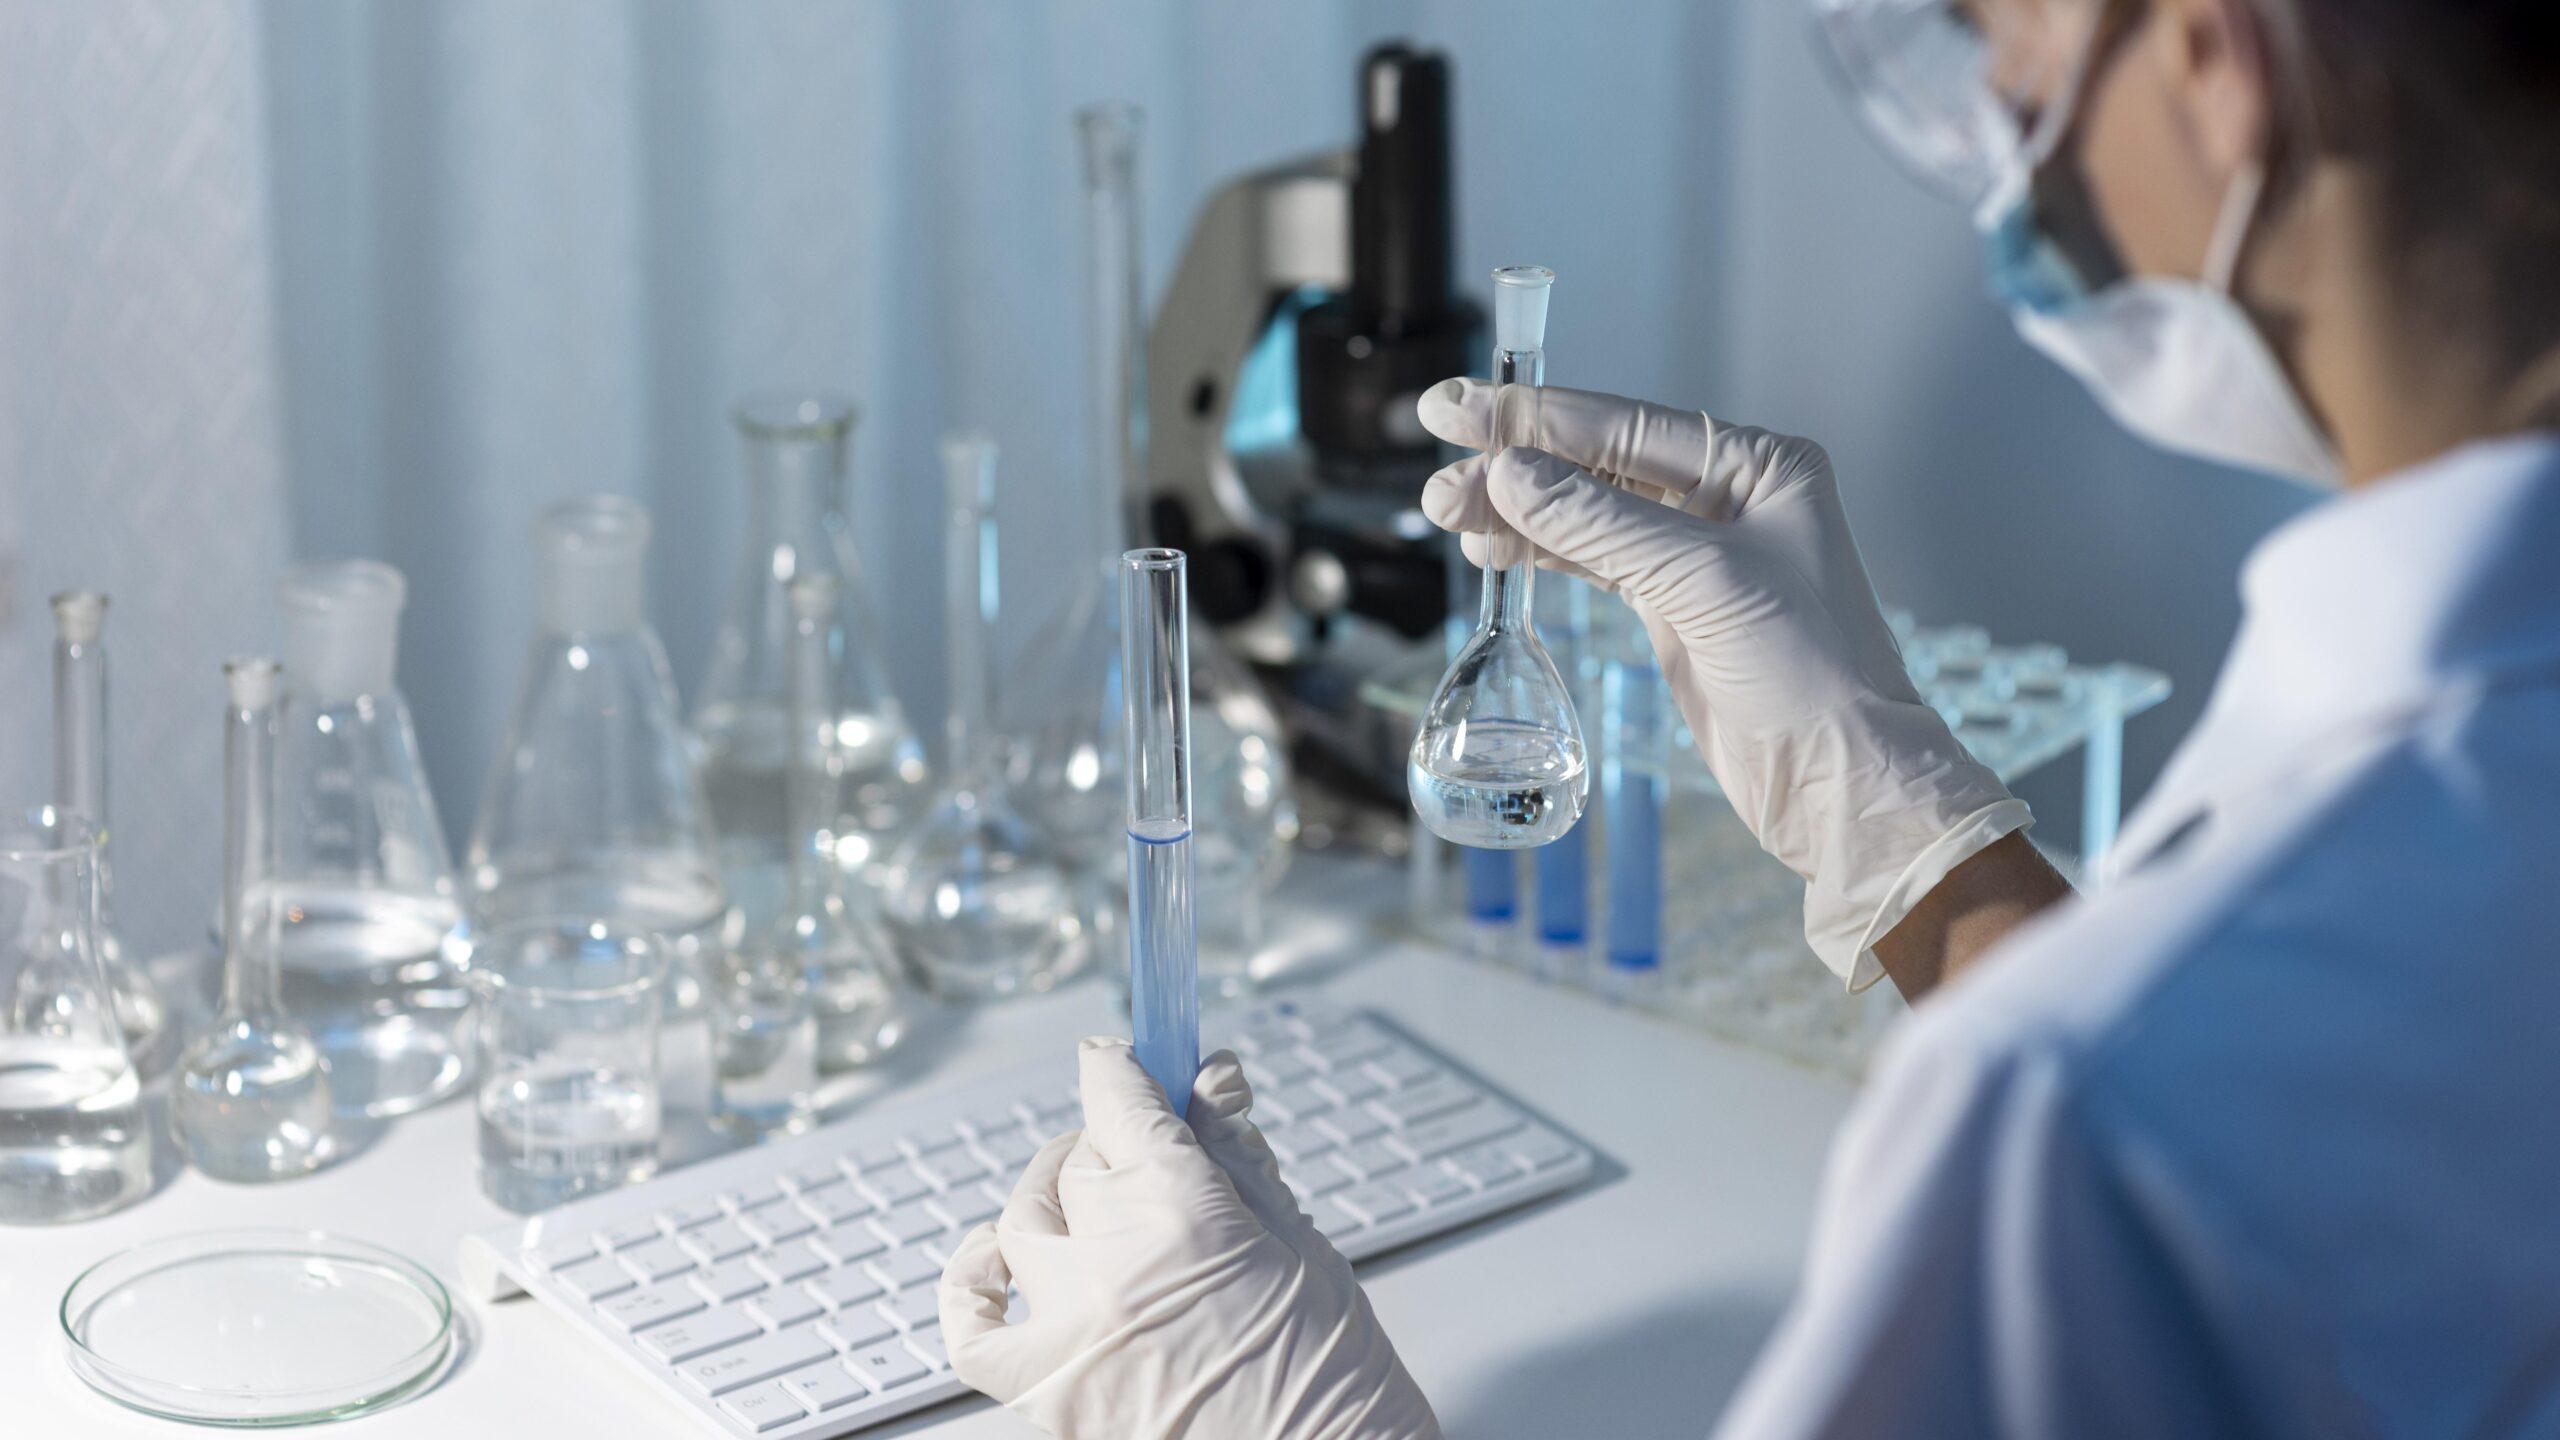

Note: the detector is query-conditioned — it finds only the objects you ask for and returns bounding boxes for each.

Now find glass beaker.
[49,592,172,1076]
[883,437,1085,999]
[467,497,728,995]
[0,808,151,1224]
[1409,266,1589,848]
[273,561,472,1118]
[174,658,337,1183]
[470,918,665,1213]
[695,395,928,926]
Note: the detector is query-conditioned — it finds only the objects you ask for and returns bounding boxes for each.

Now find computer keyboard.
[461,1000,1593,1438]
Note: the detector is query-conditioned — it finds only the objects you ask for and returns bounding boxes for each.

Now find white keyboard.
[462,1000,1593,1438]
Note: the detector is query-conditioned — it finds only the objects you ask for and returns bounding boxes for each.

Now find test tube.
[1533,579,1593,959]
[1121,548,1198,1118]
[1601,649,1666,984]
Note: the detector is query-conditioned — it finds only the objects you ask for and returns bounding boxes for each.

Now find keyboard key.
[858,1164,933,1209]
[1268,1126,1338,1164]
[1263,1083,1334,1124]
[1374,1078,1477,1128]
[1338,1182,1416,1226]
[723,1181,791,1214]
[1509,1129,1580,1173]
[1371,1050,1441,1088]
[1446,1142,1523,1189]
[746,1288,823,1331]
[958,1106,1022,1139]
[1319,1109,1389,1146]
[800,1184,876,1227]
[901,1129,967,1159]
[1317,1069,1385,1106]
[820,1307,899,1353]
[783,1160,848,1193]
[553,1257,636,1303]
[846,1340,931,1392]
[638,1304,762,1363]
[689,1259,769,1305]
[1305,1021,1394,1071]
[783,1360,869,1411]
[976,1129,1042,1171]
[1399,1103,1524,1160]
[658,1197,727,1231]
[849,1142,907,1173]
[680,1220,756,1264]
[597,1283,703,1333]
[594,1216,664,1250]
[867,1248,941,1292]
[907,1326,950,1371]
[719,1382,806,1433]
[879,1286,941,1332]
[930,1185,1003,1229]
[753,1241,828,1285]
[741,1206,817,1247]
[1310,1198,1367,1241]
[809,1267,886,1310]
[618,1238,697,1284]
[870,1200,947,1249]
[1254,1050,1315,1087]
[915,1148,988,1189]
[1284,1156,1354,1198]
[531,1235,600,1271]
[1339,1139,1412,1180]
[677,1324,834,1396]
[813,1222,886,1266]
[1404,1167,1473,1207]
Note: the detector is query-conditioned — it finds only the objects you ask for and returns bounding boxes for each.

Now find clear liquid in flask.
[1408,720,1587,849]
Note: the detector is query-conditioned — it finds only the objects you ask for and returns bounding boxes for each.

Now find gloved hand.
[939,1039,1440,1440]
[1420,379,2030,988]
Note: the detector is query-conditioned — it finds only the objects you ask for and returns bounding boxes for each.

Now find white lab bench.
[0,857,1859,1439]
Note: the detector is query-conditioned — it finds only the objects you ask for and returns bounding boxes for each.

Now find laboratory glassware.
[1531,577,1595,953]
[49,591,172,1075]
[1601,638,1667,993]
[0,808,150,1223]
[884,437,1084,999]
[468,497,728,992]
[1016,102,1295,988]
[272,561,472,1118]
[1122,549,1198,1118]
[1409,266,1589,848]
[175,657,337,1183]
[695,395,927,925]
[471,918,666,1213]
[62,1230,455,1425]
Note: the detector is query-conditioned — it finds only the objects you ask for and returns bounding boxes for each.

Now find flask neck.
[53,633,106,828]
[1477,559,1535,638]
[221,665,286,1021]
[784,599,838,916]
[743,431,849,551]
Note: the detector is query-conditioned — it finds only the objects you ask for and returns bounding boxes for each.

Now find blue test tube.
[1533,578,1594,951]
[1121,549,1197,1117]
[1602,655,1665,975]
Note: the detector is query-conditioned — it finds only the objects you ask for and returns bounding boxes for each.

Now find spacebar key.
[676,1326,835,1396]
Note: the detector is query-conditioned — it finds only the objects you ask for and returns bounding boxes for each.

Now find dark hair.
[2271,1,2560,361]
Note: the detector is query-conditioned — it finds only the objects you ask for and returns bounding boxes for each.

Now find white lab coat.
[1715,433,2560,1438]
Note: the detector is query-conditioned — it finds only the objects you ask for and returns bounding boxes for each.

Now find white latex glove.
[1420,378,2030,988]
[938,1039,1440,1440]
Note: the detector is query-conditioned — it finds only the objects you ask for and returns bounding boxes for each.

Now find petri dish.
[61,1229,454,1426]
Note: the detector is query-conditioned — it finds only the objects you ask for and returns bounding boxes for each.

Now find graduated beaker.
[471,919,665,1213]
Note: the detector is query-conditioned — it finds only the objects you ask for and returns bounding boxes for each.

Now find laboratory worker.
[940,0,2560,1433]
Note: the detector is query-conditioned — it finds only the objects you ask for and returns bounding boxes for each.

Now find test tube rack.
[1362,616,2172,1076]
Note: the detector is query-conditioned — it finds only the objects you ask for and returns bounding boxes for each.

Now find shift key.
[675,1323,834,1395]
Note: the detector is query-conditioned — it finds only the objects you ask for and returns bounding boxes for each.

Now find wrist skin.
[1873,831,2073,1002]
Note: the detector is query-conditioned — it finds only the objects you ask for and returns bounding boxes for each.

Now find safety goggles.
[1810,0,2113,208]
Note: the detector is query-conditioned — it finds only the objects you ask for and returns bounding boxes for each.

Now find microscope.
[1143,42,1481,848]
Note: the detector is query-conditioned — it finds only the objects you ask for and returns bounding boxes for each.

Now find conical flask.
[695,395,927,927]
[884,438,1084,1000]
[48,591,171,1076]
[174,657,336,1182]
[735,574,906,1073]
[272,561,471,1118]
[1408,266,1589,848]
[468,498,728,987]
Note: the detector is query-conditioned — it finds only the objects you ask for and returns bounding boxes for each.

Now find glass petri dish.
[61,1229,453,1426]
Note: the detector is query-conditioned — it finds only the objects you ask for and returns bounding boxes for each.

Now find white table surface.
[2,861,1858,1439]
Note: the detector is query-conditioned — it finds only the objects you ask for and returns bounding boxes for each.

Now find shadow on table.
[1439,1291,1792,1440]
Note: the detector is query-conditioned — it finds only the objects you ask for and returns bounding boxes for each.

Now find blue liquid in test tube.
[1121,549,1198,1117]
[1602,657,1665,972]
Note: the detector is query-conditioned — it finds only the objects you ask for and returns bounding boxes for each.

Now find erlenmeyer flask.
[48,591,171,1076]
[695,395,927,926]
[0,807,151,1223]
[883,438,1084,999]
[272,561,472,1118]
[175,658,336,1182]
[468,498,728,987]
[733,574,905,1079]
[1409,266,1589,848]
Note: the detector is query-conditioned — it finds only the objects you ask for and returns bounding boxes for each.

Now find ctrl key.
[718,1381,807,1433]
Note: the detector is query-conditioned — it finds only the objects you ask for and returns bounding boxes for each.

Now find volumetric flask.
[468,498,728,991]
[49,592,171,1076]
[274,561,472,1118]
[471,919,665,1213]
[0,808,151,1223]
[1409,266,1589,848]
[882,437,1084,999]
[695,395,927,924]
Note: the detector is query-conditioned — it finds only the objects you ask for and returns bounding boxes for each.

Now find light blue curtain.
[3,0,2314,958]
